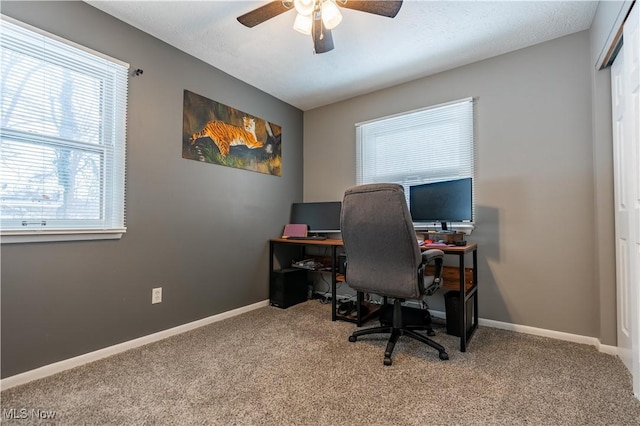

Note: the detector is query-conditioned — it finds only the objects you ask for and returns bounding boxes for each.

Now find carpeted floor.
[2,300,640,425]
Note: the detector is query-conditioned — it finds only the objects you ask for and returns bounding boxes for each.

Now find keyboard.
[286,236,327,241]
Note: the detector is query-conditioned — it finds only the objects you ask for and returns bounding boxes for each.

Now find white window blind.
[356,98,475,223]
[0,16,128,239]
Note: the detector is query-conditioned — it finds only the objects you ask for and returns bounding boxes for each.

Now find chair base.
[379,304,437,336]
[348,300,449,365]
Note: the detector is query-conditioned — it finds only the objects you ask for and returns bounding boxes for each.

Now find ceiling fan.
[237,0,403,54]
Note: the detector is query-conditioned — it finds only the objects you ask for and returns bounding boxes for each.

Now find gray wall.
[304,31,602,338]
[0,1,303,378]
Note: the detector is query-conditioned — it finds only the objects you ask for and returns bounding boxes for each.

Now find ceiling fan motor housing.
[237,0,403,54]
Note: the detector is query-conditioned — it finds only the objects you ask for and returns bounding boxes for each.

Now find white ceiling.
[86,1,599,111]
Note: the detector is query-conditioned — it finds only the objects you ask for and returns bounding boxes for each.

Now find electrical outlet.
[152,287,162,304]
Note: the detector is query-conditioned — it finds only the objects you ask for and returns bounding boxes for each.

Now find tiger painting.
[189,116,263,158]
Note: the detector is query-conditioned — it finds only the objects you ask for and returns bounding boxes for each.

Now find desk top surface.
[420,242,477,253]
[270,237,344,246]
[271,238,477,253]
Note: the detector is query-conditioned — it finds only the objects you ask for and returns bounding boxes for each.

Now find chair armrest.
[421,249,444,265]
[422,249,445,296]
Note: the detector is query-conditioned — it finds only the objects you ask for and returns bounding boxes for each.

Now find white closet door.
[612,46,632,373]
[624,3,640,397]
[612,3,640,397]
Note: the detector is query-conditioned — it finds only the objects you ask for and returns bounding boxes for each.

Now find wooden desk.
[269,238,478,351]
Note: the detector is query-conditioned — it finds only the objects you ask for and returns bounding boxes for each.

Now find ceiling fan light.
[293,13,313,34]
[294,0,315,16]
[321,0,342,29]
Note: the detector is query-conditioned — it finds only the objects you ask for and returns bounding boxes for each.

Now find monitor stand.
[440,222,449,232]
[307,233,327,241]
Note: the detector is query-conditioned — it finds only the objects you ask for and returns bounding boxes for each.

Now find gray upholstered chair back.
[341,183,423,300]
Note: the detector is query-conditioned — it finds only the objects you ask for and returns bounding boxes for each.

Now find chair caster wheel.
[427,329,436,336]
[383,357,392,366]
[439,352,449,361]
[349,335,357,342]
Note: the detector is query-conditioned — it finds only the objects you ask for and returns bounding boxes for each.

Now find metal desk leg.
[269,241,274,306]
[472,248,478,342]
[269,241,274,276]
[356,291,364,327]
[458,253,467,352]
[331,245,337,321]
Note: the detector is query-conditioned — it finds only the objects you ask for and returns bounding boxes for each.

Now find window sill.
[1,229,126,244]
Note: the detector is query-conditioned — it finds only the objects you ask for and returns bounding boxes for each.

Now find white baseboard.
[1,299,618,390]
[427,309,618,356]
[0,300,270,391]
[330,296,619,357]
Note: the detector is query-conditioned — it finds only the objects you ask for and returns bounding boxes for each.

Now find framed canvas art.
[182,90,282,176]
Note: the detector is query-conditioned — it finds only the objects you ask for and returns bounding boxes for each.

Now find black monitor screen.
[409,178,472,225]
[290,201,342,233]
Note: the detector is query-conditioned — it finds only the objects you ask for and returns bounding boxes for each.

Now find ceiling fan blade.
[336,0,403,18]
[237,1,293,28]
[312,15,334,54]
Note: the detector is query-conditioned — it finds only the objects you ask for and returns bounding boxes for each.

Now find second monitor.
[290,201,342,234]
[409,178,472,231]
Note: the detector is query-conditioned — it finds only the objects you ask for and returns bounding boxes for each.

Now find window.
[0,16,128,243]
[355,98,475,229]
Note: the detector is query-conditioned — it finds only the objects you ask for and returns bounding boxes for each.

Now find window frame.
[0,15,128,244]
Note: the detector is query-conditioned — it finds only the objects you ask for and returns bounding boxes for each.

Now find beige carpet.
[2,300,640,425]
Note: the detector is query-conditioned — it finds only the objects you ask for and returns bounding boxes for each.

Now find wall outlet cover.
[152,287,162,304]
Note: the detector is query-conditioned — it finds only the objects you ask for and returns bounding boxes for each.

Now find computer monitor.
[409,178,472,230]
[290,201,342,233]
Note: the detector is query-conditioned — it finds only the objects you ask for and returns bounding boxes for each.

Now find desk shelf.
[335,300,380,324]
[300,255,346,282]
[426,265,475,292]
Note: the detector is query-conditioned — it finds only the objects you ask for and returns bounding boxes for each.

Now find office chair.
[341,183,449,365]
